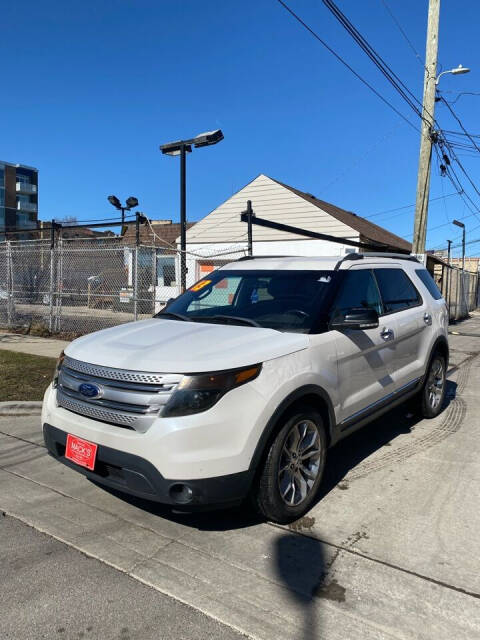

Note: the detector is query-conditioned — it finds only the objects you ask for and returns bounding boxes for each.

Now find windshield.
[158,269,335,333]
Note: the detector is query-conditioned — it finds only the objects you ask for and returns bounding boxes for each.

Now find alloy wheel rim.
[427,358,445,409]
[278,419,322,506]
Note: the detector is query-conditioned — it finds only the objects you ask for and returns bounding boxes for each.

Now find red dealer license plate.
[65,434,98,471]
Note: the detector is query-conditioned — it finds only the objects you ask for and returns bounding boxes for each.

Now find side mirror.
[330,307,379,331]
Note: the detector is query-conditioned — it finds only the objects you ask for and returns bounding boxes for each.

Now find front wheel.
[252,407,327,523]
[419,354,446,418]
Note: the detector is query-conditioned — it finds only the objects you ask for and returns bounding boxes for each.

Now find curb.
[0,401,42,416]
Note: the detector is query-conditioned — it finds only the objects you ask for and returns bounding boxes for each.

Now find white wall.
[185,174,357,244]
[181,237,359,287]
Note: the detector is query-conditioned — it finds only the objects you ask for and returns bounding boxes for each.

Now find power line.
[448,91,480,105]
[380,0,425,68]
[364,192,458,219]
[319,123,403,193]
[275,0,419,132]
[442,129,480,139]
[440,97,480,156]
[320,0,428,122]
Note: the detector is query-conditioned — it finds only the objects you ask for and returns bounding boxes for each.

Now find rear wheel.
[253,407,327,523]
[419,354,446,418]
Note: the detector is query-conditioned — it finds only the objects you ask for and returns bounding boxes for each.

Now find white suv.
[42,253,449,523]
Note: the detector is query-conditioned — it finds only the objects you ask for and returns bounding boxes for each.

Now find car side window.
[332,269,382,315]
[374,268,421,313]
[415,269,443,300]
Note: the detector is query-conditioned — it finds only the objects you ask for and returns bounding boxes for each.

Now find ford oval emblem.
[79,382,102,399]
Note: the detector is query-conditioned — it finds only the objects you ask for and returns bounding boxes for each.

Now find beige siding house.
[184,174,410,285]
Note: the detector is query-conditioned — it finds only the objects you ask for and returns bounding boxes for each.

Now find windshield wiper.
[194,315,261,328]
[154,311,191,322]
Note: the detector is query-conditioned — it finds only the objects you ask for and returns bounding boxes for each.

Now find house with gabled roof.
[184,174,411,286]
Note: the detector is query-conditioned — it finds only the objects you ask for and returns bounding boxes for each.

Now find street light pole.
[453,220,466,270]
[445,238,452,318]
[160,129,224,293]
[180,143,187,292]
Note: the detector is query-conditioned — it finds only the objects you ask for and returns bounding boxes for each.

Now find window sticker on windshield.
[251,288,259,303]
[318,276,331,283]
[190,279,212,292]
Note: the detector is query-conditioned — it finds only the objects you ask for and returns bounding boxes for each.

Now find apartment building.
[0,160,38,236]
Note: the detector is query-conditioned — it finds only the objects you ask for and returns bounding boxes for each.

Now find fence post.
[48,221,55,332]
[55,236,63,332]
[447,266,452,321]
[133,246,138,322]
[152,247,157,314]
[6,241,14,327]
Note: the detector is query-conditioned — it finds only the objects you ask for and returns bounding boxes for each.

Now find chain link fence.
[3,235,475,336]
[0,236,248,337]
[433,261,479,322]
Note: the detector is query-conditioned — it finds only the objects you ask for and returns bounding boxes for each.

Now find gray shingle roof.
[271,177,411,252]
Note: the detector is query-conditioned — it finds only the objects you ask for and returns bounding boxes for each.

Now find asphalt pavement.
[0,514,244,640]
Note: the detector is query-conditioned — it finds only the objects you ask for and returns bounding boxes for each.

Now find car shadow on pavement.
[95,380,457,533]
[318,379,457,501]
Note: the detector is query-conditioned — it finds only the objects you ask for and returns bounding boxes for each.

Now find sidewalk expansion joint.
[269,522,480,601]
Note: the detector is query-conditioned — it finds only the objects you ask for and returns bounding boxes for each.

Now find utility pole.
[412,0,440,255]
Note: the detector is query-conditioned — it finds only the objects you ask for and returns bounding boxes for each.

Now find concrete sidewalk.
[0,332,68,358]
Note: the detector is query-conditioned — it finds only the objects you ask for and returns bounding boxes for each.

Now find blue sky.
[1,0,479,257]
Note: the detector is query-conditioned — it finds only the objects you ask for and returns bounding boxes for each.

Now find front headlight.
[52,350,65,388]
[161,363,262,418]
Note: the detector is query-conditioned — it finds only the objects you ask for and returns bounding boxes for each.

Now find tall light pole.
[453,219,465,270]
[160,130,224,292]
[412,0,471,255]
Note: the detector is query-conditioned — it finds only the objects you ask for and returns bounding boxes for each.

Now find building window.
[156,255,176,287]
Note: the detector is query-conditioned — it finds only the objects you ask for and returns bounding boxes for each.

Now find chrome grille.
[57,357,182,432]
[57,392,138,429]
[64,356,173,385]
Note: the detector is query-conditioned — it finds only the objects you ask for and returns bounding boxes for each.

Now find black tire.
[418,353,447,418]
[252,406,327,524]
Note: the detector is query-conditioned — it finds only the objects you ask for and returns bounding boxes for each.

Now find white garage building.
[183,174,410,286]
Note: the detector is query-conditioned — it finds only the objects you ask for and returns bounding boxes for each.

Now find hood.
[65,318,309,373]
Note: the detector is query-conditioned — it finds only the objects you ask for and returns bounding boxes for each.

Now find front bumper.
[43,423,252,508]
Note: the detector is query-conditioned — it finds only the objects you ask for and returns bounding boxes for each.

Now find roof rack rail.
[237,255,295,261]
[335,252,419,270]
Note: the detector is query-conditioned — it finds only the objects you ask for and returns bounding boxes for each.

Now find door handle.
[424,312,432,325]
[380,327,393,340]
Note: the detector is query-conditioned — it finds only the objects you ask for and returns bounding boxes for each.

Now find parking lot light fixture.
[159,129,224,292]
[107,195,139,229]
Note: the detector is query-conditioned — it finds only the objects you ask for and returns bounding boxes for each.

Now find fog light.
[169,483,194,504]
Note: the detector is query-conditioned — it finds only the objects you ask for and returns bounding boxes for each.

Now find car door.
[373,267,426,391]
[331,267,397,427]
